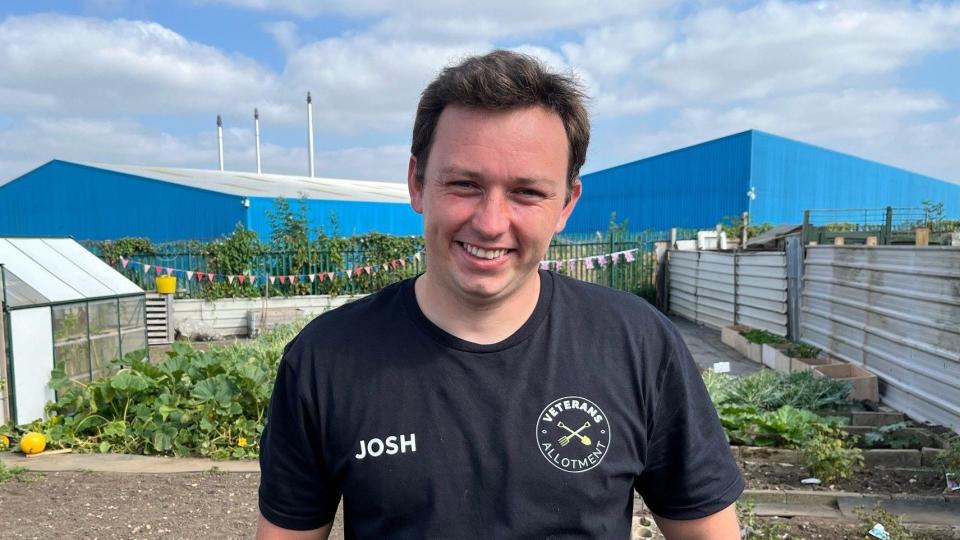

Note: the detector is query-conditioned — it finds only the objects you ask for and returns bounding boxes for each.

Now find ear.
[554,179,582,233]
[408,156,424,214]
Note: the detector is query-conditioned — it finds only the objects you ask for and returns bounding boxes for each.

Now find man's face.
[408,105,581,305]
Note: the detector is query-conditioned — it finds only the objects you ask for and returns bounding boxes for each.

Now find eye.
[514,188,546,198]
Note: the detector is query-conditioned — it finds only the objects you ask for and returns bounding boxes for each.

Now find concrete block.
[850,411,905,427]
[921,447,945,468]
[842,425,875,438]
[729,445,741,459]
[739,489,786,504]
[740,446,799,464]
[863,449,921,468]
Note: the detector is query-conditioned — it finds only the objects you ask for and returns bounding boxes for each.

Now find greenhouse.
[0,237,146,425]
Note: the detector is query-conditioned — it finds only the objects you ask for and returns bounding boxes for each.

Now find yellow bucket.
[155,275,177,294]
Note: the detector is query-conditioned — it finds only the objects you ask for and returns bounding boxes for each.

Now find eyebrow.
[437,166,556,186]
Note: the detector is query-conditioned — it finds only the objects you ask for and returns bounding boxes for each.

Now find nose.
[471,189,510,238]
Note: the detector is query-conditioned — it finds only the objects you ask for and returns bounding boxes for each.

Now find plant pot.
[813,362,879,402]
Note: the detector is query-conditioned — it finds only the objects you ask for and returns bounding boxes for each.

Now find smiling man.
[257,50,743,539]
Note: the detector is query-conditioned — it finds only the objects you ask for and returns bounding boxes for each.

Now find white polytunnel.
[0,237,146,425]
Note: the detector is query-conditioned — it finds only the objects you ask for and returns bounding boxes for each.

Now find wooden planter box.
[761,344,792,373]
[721,326,762,363]
[814,363,879,402]
[790,354,838,373]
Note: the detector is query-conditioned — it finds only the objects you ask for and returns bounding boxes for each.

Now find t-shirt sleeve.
[258,348,341,530]
[634,333,744,520]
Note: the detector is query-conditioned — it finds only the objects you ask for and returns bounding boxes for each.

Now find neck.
[414,272,541,345]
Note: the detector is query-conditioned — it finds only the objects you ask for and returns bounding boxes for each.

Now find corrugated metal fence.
[801,246,960,431]
[669,250,788,336]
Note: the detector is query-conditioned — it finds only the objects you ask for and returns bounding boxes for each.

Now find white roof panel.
[0,238,142,306]
[45,238,143,295]
[70,161,411,203]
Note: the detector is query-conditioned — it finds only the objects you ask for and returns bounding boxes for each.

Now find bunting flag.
[121,258,129,268]
[584,258,594,269]
[227,275,235,284]
[568,258,577,269]
[399,259,407,267]
[597,255,608,266]
[186,270,194,280]
[308,274,316,283]
[196,271,204,281]
[364,266,372,275]
[144,264,152,273]
[317,273,324,283]
[279,276,286,284]
[624,251,635,262]
[269,276,276,285]
[413,252,422,262]
[354,267,364,277]
[391,260,398,269]
[327,272,335,281]
[539,261,549,270]
[289,275,297,283]
[207,273,214,282]
[166,267,173,275]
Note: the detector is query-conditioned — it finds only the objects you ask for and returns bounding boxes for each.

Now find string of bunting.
[118,246,640,285]
[539,248,638,271]
[118,251,424,285]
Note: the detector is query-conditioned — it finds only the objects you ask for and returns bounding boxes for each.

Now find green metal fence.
[103,229,694,299]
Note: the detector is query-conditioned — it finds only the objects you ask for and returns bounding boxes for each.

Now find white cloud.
[646,1,960,101]
[262,20,300,52]
[0,14,274,116]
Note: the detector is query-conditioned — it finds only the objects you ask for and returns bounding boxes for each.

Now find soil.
[739,458,954,496]
[0,465,957,539]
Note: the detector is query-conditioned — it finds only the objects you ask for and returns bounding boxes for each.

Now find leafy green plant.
[854,503,914,540]
[801,429,864,483]
[785,342,821,359]
[27,320,308,459]
[935,434,960,481]
[720,215,774,241]
[740,329,786,345]
[776,370,852,412]
[862,421,936,450]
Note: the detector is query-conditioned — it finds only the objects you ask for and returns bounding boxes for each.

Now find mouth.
[458,241,511,261]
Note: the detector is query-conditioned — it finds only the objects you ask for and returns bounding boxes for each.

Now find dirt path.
[0,470,344,540]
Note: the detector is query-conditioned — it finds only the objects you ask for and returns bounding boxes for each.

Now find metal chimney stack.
[217,114,225,172]
[254,108,262,174]
[306,92,315,178]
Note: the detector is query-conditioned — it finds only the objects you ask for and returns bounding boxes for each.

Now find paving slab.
[0,452,259,473]
[669,317,760,376]
[753,502,843,519]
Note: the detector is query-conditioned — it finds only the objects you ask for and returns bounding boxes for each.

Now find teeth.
[463,243,506,260]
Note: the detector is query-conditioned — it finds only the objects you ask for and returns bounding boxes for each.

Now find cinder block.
[740,446,799,465]
[863,449,921,469]
[850,411,905,427]
[921,447,945,468]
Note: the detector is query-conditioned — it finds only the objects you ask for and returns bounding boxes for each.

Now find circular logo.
[536,396,611,473]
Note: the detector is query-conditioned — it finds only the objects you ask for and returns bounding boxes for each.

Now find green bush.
[784,342,821,359]
[801,430,864,483]
[25,320,308,459]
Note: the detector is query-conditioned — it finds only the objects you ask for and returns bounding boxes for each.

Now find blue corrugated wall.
[247,197,423,241]
[750,131,960,225]
[568,130,960,234]
[0,161,245,242]
[565,132,751,233]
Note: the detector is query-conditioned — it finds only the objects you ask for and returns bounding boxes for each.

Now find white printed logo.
[537,396,610,473]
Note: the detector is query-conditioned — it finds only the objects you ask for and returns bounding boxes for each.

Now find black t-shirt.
[258,271,743,538]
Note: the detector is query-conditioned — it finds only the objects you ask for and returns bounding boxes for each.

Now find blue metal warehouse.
[567,130,960,234]
[0,160,422,242]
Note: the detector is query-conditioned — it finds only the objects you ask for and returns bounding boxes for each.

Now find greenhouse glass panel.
[89,299,120,378]
[15,239,114,298]
[1,268,48,307]
[53,302,90,381]
[0,239,78,302]
[119,296,147,358]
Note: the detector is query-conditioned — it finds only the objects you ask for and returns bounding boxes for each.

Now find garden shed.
[0,237,146,425]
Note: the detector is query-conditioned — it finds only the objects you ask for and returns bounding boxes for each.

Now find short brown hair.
[411,50,589,194]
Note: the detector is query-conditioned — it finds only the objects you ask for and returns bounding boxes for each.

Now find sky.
[1,0,959,185]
